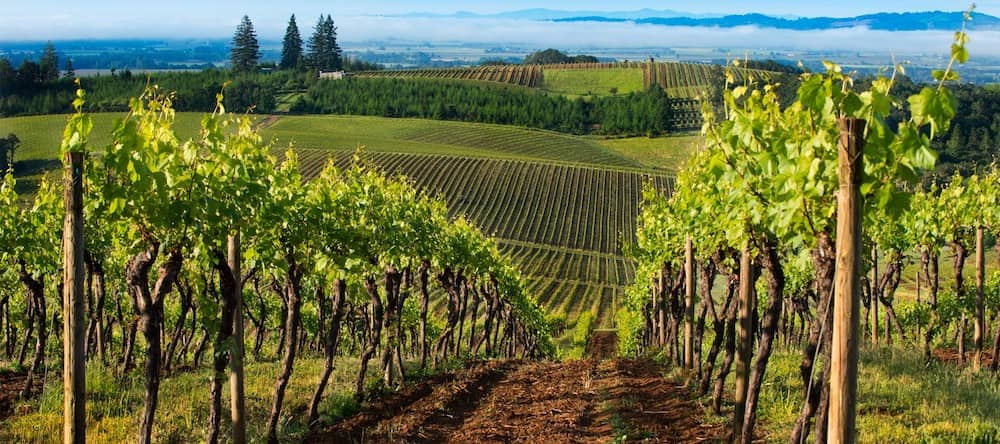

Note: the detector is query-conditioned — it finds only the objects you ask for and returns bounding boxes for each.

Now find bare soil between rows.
[0,370,42,423]
[309,357,726,443]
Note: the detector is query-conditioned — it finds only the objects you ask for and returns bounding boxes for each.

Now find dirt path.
[309,358,726,443]
[586,330,619,361]
[255,115,282,130]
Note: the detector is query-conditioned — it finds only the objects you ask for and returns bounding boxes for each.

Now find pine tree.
[231,15,260,73]
[307,14,342,72]
[281,15,303,70]
[64,58,75,79]
[39,42,59,82]
[0,58,14,95]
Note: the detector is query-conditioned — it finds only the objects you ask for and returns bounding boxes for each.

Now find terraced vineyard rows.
[304,150,674,254]
[354,65,543,87]
[291,149,672,326]
[642,61,773,98]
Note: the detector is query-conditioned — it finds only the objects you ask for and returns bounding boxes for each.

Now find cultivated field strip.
[396,124,639,168]
[354,65,543,88]
[290,150,675,255]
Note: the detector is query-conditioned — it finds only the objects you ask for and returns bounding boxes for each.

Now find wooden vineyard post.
[828,117,865,443]
[871,247,878,346]
[974,226,985,372]
[684,236,696,370]
[733,246,754,443]
[63,151,86,444]
[229,233,247,443]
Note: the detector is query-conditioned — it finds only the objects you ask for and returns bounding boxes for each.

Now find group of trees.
[230,13,344,74]
[292,77,678,136]
[279,14,343,72]
[523,49,600,65]
[620,28,977,443]
[0,87,552,443]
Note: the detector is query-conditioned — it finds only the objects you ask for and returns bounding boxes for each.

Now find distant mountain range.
[395,8,722,21]
[553,11,1000,31]
[395,9,1000,31]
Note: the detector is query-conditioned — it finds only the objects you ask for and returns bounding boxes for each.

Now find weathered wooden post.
[974,226,985,372]
[733,245,754,443]
[828,117,865,443]
[63,151,86,444]
[871,247,878,346]
[229,233,247,443]
[684,236,696,370]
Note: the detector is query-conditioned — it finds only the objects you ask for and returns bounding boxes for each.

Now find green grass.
[0,113,204,196]
[541,68,645,97]
[2,356,369,443]
[261,115,641,169]
[594,134,703,172]
[754,346,1000,443]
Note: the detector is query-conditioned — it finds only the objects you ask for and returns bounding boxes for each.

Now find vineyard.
[357,60,773,99]
[0,91,555,443]
[354,65,543,88]
[615,25,1000,442]
[295,148,674,326]
[4,113,683,332]
[261,114,642,168]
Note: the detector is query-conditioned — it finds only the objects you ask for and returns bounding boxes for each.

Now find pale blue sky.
[0,1,993,40]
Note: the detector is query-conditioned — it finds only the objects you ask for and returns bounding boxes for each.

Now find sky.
[0,0,997,56]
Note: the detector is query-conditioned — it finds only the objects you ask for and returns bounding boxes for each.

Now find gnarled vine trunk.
[266,250,304,444]
[208,254,238,444]
[128,243,184,444]
[308,278,347,426]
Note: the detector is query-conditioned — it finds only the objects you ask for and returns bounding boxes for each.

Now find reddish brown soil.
[932,348,997,368]
[0,370,42,422]
[586,330,619,361]
[309,358,726,443]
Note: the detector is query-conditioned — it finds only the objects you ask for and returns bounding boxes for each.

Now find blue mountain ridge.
[553,11,1000,31]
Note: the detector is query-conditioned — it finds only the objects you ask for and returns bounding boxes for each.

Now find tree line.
[292,77,678,136]
[0,86,553,443]
[231,13,344,74]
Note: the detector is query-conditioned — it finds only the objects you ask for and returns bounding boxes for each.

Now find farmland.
[2,113,682,329]
[355,61,769,98]
[540,67,645,97]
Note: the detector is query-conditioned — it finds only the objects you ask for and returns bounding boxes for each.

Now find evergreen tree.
[0,58,14,95]
[307,14,342,72]
[231,15,260,73]
[39,42,59,82]
[64,58,75,79]
[280,15,303,70]
[16,60,40,89]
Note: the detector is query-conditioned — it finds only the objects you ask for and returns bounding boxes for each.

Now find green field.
[541,68,645,97]
[596,134,702,172]
[0,113,204,195]
[261,114,643,169]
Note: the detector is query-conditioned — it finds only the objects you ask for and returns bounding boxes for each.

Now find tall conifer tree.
[231,15,260,73]
[39,42,59,82]
[280,15,303,70]
[307,15,342,72]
